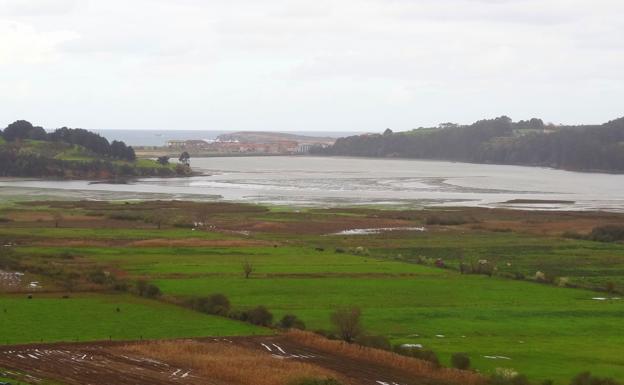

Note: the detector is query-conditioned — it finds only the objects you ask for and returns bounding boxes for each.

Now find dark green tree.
[179,151,191,165]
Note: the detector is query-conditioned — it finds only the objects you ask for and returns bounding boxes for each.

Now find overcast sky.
[1,0,623,132]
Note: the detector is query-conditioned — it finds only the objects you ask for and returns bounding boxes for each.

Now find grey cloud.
[0,0,78,16]
[1,0,623,130]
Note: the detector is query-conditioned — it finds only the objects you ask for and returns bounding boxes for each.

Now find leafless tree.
[242,259,254,279]
[147,211,167,230]
[52,212,63,228]
[330,306,363,343]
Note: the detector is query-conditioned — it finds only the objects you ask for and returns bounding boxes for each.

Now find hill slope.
[0,120,190,179]
[315,116,624,173]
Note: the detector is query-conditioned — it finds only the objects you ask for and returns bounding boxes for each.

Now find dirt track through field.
[0,336,447,385]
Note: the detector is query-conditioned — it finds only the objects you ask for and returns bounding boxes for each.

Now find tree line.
[313,116,624,173]
[0,119,192,178]
[1,120,136,161]
[0,151,182,178]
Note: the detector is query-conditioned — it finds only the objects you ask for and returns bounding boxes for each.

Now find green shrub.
[470,260,496,276]
[87,269,112,285]
[587,225,624,243]
[190,294,231,316]
[425,215,471,226]
[135,280,162,298]
[113,280,130,292]
[278,314,306,330]
[245,306,273,326]
[570,372,621,385]
[228,309,247,322]
[513,272,526,280]
[451,352,471,370]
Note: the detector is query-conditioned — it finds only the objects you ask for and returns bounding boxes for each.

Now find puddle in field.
[592,297,621,301]
[484,355,512,360]
[331,227,426,235]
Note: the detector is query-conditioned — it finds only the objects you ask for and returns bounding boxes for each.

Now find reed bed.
[286,330,485,385]
[118,340,340,385]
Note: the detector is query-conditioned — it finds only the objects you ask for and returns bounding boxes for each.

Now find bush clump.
[570,372,621,385]
[460,259,496,276]
[189,294,231,316]
[87,269,113,285]
[587,225,624,243]
[425,215,472,226]
[278,314,306,330]
[135,280,162,298]
[451,352,471,370]
[244,306,273,326]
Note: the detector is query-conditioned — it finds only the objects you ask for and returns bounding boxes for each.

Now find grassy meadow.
[1,201,624,383]
[0,293,267,344]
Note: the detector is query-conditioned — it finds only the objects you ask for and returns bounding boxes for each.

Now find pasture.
[2,201,624,383]
[0,293,266,344]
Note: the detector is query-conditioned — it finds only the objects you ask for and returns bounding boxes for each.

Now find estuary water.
[1,156,623,211]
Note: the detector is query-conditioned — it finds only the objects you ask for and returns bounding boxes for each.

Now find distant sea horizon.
[91,129,365,147]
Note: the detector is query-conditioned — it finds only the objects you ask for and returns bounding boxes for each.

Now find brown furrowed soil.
[0,335,478,385]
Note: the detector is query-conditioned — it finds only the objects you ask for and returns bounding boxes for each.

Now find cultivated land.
[1,201,624,384]
[0,332,478,385]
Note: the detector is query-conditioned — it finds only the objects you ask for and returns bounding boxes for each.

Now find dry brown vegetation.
[119,340,340,385]
[285,330,485,385]
[129,239,273,247]
[5,200,624,239]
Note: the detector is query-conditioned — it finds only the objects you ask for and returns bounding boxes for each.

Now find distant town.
[135,131,335,157]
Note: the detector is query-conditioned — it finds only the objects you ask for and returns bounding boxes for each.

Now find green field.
[362,231,624,289]
[156,274,624,382]
[0,293,267,344]
[2,202,624,383]
[16,243,624,382]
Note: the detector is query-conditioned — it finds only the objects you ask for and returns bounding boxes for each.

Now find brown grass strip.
[285,330,485,385]
[118,340,340,385]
